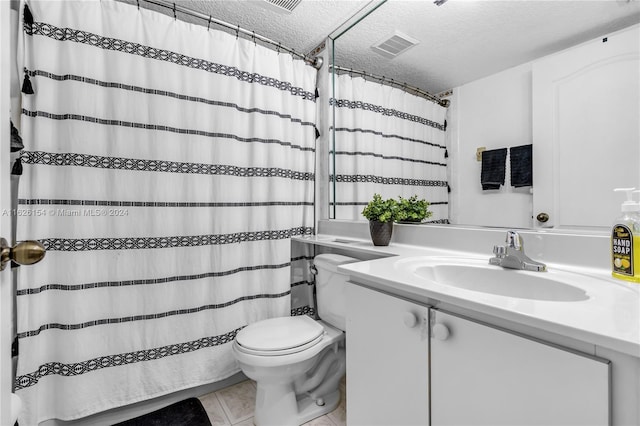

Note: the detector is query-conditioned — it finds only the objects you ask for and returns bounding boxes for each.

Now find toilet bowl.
[231,254,358,426]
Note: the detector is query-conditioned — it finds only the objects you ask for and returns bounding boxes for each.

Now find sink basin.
[410,260,590,302]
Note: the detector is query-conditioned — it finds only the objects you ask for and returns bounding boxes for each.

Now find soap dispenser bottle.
[611,188,640,283]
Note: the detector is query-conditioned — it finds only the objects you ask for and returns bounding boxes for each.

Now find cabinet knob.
[403,312,419,328]
[432,323,450,341]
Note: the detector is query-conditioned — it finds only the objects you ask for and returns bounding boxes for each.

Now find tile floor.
[198,377,347,426]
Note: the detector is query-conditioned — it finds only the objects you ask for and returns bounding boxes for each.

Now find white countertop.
[293,234,471,257]
[293,234,640,358]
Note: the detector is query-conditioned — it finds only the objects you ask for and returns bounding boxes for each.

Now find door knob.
[1,238,46,271]
[432,323,450,341]
[536,212,550,223]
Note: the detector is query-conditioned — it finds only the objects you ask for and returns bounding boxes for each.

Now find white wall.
[0,4,13,425]
[448,62,533,228]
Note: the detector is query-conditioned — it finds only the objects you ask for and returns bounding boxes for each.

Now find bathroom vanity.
[293,225,640,426]
[347,284,609,426]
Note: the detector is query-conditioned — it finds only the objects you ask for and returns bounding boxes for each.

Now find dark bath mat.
[113,398,212,426]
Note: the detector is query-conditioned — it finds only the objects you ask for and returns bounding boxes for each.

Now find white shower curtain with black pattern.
[14,1,315,424]
[331,74,449,222]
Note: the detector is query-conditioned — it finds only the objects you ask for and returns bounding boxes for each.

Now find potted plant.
[395,195,432,223]
[362,194,398,246]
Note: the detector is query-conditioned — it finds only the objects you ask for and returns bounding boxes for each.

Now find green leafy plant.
[361,194,398,223]
[395,195,432,222]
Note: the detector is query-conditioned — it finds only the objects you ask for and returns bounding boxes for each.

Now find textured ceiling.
[334,0,640,94]
[124,0,370,56]
[128,0,640,95]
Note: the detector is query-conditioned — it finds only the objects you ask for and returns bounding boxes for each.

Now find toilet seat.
[235,315,325,356]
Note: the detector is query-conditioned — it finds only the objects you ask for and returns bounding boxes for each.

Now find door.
[1,1,13,424]
[532,25,640,229]
[345,282,430,426]
[430,309,610,426]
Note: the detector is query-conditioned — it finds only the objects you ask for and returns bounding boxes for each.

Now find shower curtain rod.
[330,64,448,107]
[137,0,322,69]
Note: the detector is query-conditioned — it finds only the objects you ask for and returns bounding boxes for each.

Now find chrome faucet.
[489,230,547,272]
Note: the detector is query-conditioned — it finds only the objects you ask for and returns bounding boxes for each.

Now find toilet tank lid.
[314,254,359,273]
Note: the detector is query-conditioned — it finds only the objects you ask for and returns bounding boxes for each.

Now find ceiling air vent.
[371,31,420,59]
[259,0,302,14]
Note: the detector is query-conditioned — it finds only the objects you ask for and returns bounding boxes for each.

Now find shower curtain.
[331,73,449,222]
[14,1,315,423]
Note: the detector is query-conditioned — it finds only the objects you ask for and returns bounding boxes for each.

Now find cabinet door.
[431,309,610,426]
[346,283,430,426]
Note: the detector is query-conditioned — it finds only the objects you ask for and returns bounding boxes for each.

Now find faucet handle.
[505,230,522,250]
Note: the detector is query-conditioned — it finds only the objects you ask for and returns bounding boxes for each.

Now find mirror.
[329,0,640,230]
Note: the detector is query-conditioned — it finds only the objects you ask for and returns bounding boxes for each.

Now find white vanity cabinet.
[431,309,611,426]
[346,282,612,426]
[345,282,430,426]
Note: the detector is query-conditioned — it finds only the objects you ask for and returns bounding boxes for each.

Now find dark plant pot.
[369,220,393,246]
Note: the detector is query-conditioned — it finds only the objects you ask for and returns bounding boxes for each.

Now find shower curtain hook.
[207,15,212,31]
[236,25,240,39]
[252,31,256,45]
[136,0,140,10]
[172,2,176,20]
[277,42,281,54]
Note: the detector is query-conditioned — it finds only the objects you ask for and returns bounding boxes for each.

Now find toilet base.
[254,383,341,426]
[297,388,341,425]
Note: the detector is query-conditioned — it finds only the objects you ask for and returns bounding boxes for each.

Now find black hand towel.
[510,144,532,187]
[481,148,507,190]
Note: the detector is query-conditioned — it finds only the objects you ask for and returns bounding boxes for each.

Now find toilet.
[232,254,358,426]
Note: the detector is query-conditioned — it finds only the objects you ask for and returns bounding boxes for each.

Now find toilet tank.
[313,254,359,332]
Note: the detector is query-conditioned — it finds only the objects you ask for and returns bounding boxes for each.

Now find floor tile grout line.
[216,381,257,425]
[217,392,233,426]
[197,392,232,426]
[215,390,234,425]
[325,414,339,426]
